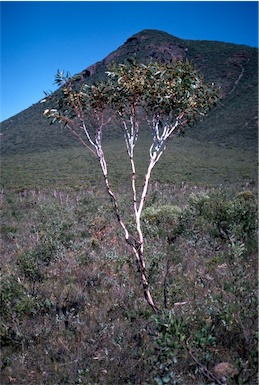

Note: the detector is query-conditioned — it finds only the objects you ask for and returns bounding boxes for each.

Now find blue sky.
[1,1,258,122]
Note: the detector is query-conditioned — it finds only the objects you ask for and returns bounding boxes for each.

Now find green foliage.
[1,223,18,240]
[147,311,217,385]
[0,274,38,320]
[187,189,258,252]
[142,204,182,239]
[44,60,219,144]
[143,204,182,225]
[106,60,219,123]
[18,252,42,281]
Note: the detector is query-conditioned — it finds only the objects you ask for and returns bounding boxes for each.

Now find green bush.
[188,189,257,246]
[0,274,38,320]
[18,252,42,281]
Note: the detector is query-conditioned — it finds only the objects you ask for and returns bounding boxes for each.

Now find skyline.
[1,1,258,122]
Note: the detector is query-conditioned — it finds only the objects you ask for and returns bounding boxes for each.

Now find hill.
[1,29,258,155]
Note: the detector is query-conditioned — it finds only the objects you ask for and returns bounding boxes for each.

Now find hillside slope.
[1,29,258,155]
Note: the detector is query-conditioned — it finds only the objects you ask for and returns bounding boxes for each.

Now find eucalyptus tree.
[44,60,219,313]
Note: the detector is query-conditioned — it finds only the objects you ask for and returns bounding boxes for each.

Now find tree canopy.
[44,59,219,131]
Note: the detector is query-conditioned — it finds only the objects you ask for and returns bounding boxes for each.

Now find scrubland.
[1,177,257,384]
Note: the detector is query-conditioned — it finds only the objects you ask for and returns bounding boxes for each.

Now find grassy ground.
[1,136,257,190]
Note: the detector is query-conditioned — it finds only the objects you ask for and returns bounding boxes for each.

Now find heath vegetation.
[0,185,257,384]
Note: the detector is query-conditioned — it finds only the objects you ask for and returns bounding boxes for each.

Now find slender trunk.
[137,249,160,313]
[99,150,158,312]
[129,149,159,312]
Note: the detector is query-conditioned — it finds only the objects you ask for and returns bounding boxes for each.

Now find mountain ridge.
[1,29,258,154]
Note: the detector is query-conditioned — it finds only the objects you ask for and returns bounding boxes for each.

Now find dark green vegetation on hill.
[0,30,258,384]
